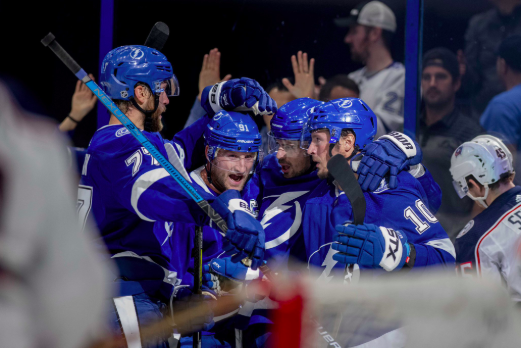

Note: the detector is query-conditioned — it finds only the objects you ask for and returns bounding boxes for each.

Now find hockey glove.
[203,263,221,294]
[201,77,277,117]
[357,131,422,191]
[332,223,410,272]
[210,257,260,282]
[210,190,266,270]
[172,285,215,334]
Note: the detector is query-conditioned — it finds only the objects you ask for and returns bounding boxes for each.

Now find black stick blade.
[327,154,366,225]
[144,22,170,51]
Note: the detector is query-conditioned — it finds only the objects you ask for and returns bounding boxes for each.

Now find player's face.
[344,25,370,63]
[307,130,331,179]
[275,139,311,178]
[146,82,170,132]
[422,66,459,108]
[211,149,256,192]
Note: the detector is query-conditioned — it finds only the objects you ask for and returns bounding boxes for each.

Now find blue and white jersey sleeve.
[409,164,442,214]
[89,129,213,225]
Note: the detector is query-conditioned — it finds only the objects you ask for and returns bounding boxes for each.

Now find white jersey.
[455,186,521,301]
[348,62,405,138]
[0,82,113,348]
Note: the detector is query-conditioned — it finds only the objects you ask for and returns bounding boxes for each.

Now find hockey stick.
[323,154,367,345]
[41,33,272,276]
[144,22,169,51]
[327,154,366,225]
[193,225,203,348]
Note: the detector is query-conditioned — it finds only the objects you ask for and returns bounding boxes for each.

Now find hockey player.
[451,135,521,301]
[83,45,272,347]
[300,98,454,347]
[302,98,455,280]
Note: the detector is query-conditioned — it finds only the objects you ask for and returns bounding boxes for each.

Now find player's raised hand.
[70,74,97,121]
[282,51,316,99]
[332,223,409,272]
[357,132,422,191]
[198,48,232,100]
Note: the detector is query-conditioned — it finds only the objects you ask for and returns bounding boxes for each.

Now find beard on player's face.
[143,95,166,132]
[278,155,311,179]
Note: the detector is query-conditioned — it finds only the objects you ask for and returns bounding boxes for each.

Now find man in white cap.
[450,135,521,302]
[336,1,404,138]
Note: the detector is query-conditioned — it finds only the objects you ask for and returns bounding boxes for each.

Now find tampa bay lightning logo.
[115,128,130,137]
[213,113,222,121]
[336,99,353,108]
[130,48,144,59]
[161,222,175,246]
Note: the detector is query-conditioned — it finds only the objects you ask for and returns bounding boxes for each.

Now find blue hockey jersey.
[244,154,320,270]
[454,186,521,301]
[304,171,455,282]
[80,121,214,298]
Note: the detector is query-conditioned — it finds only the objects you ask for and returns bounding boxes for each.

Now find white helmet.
[450,135,513,208]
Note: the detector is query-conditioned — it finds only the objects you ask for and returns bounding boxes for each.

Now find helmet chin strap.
[131,95,159,132]
[467,183,490,209]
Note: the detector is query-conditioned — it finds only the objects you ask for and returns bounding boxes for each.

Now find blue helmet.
[305,98,376,150]
[100,45,179,101]
[205,110,262,162]
[270,98,324,140]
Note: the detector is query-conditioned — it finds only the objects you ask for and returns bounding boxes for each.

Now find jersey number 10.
[404,199,438,234]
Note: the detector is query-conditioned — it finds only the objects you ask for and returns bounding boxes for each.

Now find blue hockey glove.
[201,77,277,117]
[209,257,260,282]
[172,285,215,334]
[210,190,265,270]
[203,264,221,293]
[357,131,422,191]
[332,224,410,272]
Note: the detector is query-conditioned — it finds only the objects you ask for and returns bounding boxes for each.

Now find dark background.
[2,0,491,147]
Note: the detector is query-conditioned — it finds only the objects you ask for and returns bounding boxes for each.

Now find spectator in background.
[480,35,521,184]
[461,0,521,118]
[418,48,484,240]
[318,74,359,101]
[335,1,404,138]
[59,74,97,132]
[184,48,232,128]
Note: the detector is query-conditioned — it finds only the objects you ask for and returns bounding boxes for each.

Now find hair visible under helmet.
[204,110,262,185]
[450,135,514,208]
[302,98,377,159]
[268,98,323,157]
[100,45,179,131]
